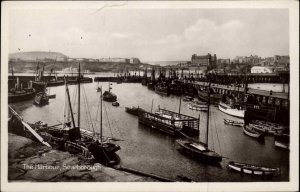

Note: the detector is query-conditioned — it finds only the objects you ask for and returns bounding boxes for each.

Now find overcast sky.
[8,5,289,62]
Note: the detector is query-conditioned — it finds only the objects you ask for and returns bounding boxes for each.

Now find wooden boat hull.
[224,119,244,127]
[227,161,280,176]
[218,102,245,118]
[176,139,222,163]
[243,125,265,140]
[188,104,208,111]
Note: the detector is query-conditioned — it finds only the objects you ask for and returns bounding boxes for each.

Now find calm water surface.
[10,82,289,182]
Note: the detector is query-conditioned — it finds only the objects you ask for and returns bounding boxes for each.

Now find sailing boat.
[176,80,222,163]
[45,63,121,165]
[8,62,36,103]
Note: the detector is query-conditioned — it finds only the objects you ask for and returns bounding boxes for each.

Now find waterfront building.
[191,53,217,71]
[251,66,273,74]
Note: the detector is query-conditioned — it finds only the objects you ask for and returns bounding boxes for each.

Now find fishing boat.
[8,86,36,103]
[227,161,280,176]
[112,102,120,107]
[125,106,145,116]
[8,64,36,103]
[34,92,49,106]
[176,81,222,163]
[46,66,64,87]
[154,82,169,95]
[197,86,222,104]
[103,83,117,102]
[243,124,265,140]
[224,119,244,127]
[32,62,47,92]
[218,102,245,118]
[169,81,182,95]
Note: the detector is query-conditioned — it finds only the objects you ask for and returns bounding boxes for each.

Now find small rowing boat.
[188,103,208,111]
[224,119,244,127]
[243,125,265,140]
[227,161,280,176]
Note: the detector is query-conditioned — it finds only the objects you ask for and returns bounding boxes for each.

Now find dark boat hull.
[125,107,145,116]
[176,140,222,163]
[8,89,36,103]
[32,81,47,92]
[46,81,65,87]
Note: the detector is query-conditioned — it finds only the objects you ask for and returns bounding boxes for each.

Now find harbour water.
[10,81,289,182]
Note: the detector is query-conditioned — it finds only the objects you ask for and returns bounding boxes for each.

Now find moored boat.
[188,103,208,111]
[139,108,200,137]
[224,119,244,127]
[176,80,222,164]
[154,82,169,95]
[243,124,265,140]
[125,106,145,116]
[218,102,245,118]
[197,87,222,104]
[8,88,36,103]
[176,139,222,163]
[112,101,120,107]
[227,161,280,176]
[103,83,117,102]
[34,92,49,106]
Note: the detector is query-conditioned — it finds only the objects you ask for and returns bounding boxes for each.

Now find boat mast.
[100,86,103,144]
[178,87,182,115]
[206,78,211,147]
[78,63,80,128]
[65,79,76,128]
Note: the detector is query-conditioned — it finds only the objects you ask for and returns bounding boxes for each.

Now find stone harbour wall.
[8,133,157,182]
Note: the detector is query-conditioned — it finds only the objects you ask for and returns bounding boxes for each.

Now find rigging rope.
[82,86,95,133]
[103,101,114,139]
[104,102,124,140]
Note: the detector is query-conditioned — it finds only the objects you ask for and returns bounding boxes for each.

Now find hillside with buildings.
[8,51,147,73]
